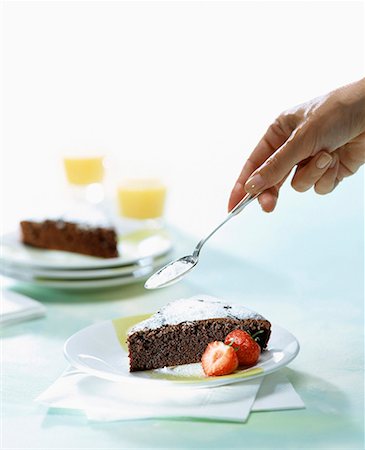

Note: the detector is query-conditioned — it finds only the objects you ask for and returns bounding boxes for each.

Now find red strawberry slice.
[201,341,239,376]
[224,329,261,367]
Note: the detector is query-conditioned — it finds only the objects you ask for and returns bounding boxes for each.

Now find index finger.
[228,120,292,211]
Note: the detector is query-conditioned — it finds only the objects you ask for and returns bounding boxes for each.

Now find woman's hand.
[228,78,365,212]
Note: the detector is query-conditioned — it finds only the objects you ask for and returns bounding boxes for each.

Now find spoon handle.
[193,193,259,257]
[229,193,259,216]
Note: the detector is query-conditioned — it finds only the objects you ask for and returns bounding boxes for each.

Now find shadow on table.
[282,367,353,415]
[9,280,148,304]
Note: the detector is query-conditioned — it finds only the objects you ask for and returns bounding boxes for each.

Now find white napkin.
[36,367,304,422]
[252,371,304,412]
[0,289,46,326]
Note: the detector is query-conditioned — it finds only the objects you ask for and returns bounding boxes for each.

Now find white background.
[2,1,364,275]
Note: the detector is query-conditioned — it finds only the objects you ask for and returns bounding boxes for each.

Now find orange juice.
[63,156,104,185]
[117,179,166,219]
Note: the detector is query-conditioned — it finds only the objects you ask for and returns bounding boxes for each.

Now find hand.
[228,78,365,212]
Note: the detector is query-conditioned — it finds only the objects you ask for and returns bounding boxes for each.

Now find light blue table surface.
[2,179,364,450]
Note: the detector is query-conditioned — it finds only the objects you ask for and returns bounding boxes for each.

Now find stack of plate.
[0,229,173,290]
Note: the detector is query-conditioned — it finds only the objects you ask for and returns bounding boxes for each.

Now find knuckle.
[271,117,289,138]
[289,123,308,143]
[314,184,328,195]
[293,182,310,193]
[261,155,281,181]
[291,176,310,192]
[266,154,281,170]
[341,146,363,171]
[315,178,339,195]
[278,107,303,130]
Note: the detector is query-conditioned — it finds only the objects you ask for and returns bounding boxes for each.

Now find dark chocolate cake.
[127,296,271,372]
[20,219,118,258]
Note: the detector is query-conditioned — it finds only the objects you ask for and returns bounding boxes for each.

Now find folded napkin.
[252,371,304,412]
[36,367,304,423]
[0,289,46,326]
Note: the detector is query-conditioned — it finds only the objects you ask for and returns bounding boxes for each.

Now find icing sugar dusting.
[157,362,205,377]
[128,295,265,334]
[146,258,194,289]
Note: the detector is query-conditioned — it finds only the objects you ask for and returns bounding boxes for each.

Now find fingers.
[314,154,339,194]
[258,170,292,212]
[228,159,257,212]
[244,126,313,195]
[258,188,279,212]
[228,120,292,212]
[291,151,333,192]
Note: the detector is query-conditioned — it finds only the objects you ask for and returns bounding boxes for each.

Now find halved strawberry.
[201,341,239,376]
[224,329,260,367]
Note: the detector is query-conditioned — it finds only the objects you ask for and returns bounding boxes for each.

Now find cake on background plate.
[20,219,118,258]
[127,295,271,372]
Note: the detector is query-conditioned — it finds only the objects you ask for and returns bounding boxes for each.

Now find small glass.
[117,178,167,229]
[63,154,105,205]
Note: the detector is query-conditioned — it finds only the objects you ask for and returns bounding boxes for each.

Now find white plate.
[1,254,170,280]
[64,314,300,388]
[1,267,158,290]
[1,228,172,270]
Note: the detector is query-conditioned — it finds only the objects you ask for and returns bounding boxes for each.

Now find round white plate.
[64,314,300,388]
[1,254,170,280]
[1,228,172,270]
[1,267,156,290]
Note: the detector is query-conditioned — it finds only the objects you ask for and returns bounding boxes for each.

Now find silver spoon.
[144,193,258,289]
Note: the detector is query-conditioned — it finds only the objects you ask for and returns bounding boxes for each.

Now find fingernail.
[316,153,332,169]
[245,174,265,193]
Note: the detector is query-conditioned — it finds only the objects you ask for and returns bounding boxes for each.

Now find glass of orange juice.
[117,179,167,227]
[63,153,105,205]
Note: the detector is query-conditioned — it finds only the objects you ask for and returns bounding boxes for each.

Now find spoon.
[144,193,258,289]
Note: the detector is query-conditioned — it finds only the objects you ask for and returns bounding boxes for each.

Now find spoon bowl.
[144,255,198,289]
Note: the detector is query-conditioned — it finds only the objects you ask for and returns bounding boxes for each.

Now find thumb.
[244,127,312,195]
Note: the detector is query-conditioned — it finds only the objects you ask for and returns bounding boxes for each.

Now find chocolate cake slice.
[127,295,271,372]
[20,219,118,258]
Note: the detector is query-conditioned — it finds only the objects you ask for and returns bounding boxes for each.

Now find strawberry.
[201,341,239,376]
[224,330,261,367]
